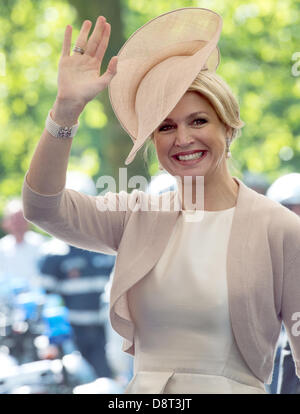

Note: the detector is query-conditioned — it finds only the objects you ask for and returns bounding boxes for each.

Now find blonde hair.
[143,70,245,167]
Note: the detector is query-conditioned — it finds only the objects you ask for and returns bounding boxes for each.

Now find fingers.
[73,20,92,55]
[97,56,118,90]
[107,56,118,75]
[85,16,107,57]
[94,23,111,62]
[62,25,72,56]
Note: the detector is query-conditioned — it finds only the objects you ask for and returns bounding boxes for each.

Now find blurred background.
[0,0,299,394]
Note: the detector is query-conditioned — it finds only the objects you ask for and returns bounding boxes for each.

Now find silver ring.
[73,46,85,55]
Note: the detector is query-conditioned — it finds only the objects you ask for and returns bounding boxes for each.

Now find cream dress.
[126,207,267,394]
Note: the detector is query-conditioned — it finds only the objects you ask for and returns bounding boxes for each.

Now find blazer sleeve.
[281,246,300,378]
[21,171,128,255]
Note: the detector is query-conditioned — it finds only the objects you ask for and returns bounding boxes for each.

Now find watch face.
[58,126,72,138]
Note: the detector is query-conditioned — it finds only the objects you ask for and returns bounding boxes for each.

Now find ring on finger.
[73,46,85,54]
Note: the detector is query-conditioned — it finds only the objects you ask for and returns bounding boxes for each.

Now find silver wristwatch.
[45,110,79,138]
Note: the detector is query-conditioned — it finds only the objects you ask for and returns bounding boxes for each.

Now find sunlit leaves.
[122,0,300,178]
[0,0,78,210]
[0,0,299,213]
[214,0,300,177]
[84,100,107,129]
[69,148,100,177]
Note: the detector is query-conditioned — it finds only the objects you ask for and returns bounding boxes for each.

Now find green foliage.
[208,0,300,182]
[121,0,300,182]
[0,0,109,214]
[0,0,70,210]
[0,0,299,219]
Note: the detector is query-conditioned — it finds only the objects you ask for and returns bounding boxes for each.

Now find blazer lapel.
[110,192,180,327]
[226,177,263,377]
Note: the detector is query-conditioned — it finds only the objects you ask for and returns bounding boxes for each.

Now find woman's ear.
[225,124,233,139]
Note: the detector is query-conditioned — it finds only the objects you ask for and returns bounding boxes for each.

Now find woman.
[22,8,300,394]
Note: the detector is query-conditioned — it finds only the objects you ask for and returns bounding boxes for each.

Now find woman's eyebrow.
[162,111,208,123]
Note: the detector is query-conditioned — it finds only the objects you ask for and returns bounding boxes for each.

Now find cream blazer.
[22,173,300,385]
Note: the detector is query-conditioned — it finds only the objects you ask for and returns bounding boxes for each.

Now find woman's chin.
[167,162,208,180]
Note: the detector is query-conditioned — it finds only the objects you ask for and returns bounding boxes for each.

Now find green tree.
[0,0,299,221]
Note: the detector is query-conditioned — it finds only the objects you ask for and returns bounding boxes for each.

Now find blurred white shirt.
[0,230,48,288]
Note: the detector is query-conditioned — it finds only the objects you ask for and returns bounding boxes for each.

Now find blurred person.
[38,240,115,379]
[266,173,300,394]
[0,199,49,365]
[37,172,115,379]
[21,9,300,394]
[0,197,47,289]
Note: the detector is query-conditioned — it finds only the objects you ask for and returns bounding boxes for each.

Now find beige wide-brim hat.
[108,7,223,165]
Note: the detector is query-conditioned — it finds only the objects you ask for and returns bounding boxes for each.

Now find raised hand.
[56,16,118,108]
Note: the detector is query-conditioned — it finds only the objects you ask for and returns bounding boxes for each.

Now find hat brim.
[108,7,223,165]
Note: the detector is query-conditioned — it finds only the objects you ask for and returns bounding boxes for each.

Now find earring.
[158,162,164,171]
[226,137,232,158]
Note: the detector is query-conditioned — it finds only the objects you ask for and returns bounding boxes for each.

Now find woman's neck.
[175,173,239,211]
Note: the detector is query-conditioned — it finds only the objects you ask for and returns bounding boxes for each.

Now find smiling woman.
[143,70,245,211]
[21,7,300,396]
[143,70,245,169]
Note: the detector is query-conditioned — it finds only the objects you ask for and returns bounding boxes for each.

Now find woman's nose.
[174,126,195,147]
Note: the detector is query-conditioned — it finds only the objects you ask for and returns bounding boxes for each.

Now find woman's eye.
[193,118,207,126]
[158,118,207,131]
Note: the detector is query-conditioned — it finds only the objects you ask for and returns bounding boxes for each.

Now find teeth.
[178,151,203,161]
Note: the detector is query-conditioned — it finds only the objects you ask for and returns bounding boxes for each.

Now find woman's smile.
[153,91,232,182]
[171,150,208,166]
